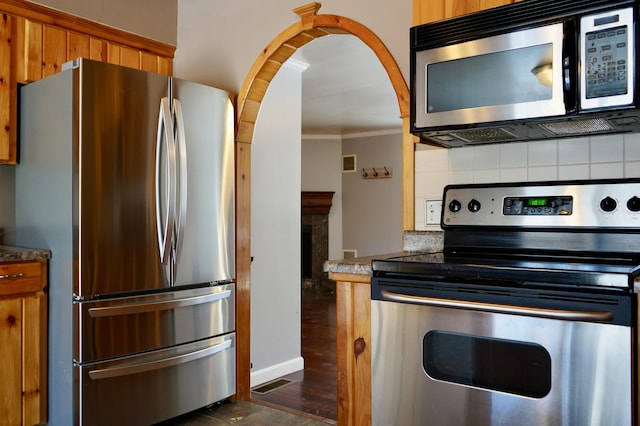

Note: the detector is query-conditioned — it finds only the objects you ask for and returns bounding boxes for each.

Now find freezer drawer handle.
[0,273,24,280]
[381,290,614,322]
[87,339,232,380]
[88,290,232,318]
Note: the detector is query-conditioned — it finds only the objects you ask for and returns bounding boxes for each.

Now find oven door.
[371,287,633,426]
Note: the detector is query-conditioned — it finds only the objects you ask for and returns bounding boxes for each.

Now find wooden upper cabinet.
[0,0,176,164]
[413,0,519,25]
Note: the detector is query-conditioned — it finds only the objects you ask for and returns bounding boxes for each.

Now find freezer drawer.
[77,332,235,426]
[75,284,235,363]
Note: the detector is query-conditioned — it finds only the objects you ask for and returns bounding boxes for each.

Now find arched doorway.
[234,1,412,402]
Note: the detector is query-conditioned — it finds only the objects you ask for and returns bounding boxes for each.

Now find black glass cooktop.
[372,251,640,289]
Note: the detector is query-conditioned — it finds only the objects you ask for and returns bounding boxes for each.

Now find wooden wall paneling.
[106,42,121,65]
[43,24,67,77]
[67,31,90,63]
[14,17,43,84]
[158,56,172,77]
[0,13,11,162]
[140,51,158,73]
[89,38,106,62]
[412,0,516,25]
[120,46,140,69]
[0,0,174,59]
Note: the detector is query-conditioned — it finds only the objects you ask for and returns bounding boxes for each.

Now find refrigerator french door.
[16,58,235,426]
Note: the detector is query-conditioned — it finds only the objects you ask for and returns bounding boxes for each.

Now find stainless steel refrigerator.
[15,58,236,426]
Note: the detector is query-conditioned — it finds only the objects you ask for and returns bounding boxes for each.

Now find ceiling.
[289,34,403,136]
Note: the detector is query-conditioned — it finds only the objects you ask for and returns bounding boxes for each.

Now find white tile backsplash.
[527,140,558,166]
[558,137,589,165]
[473,169,500,183]
[624,133,640,161]
[590,134,624,163]
[625,161,640,177]
[558,164,590,180]
[473,145,500,170]
[528,166,557,181]
[448,147,474,170]
[499,143,527,168]
[425,171,449,198]
[590,163,624,179]
[499,167,527,182]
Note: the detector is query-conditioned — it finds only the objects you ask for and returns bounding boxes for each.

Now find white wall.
[301,137,343,261]
[26,0,177,45]
[250,63,303,386]
[174,0,412,94]
[342,132,403,256]
[414,134,640,230]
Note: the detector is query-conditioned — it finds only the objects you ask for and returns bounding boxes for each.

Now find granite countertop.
[323,230,443,277]
[0,245,51,263]
[323,252,403,276]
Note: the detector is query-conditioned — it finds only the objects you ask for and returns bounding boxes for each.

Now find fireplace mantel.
[302,191,335,215]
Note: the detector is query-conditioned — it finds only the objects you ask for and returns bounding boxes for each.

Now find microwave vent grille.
[450,128,519,144]
[539,119,614,136]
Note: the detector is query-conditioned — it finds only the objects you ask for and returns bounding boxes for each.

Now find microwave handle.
[562,20,578,113]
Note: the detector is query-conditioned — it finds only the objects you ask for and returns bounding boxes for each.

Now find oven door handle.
[380,290,614,322]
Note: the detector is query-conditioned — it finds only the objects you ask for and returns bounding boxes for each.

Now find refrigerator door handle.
[87,339,232,380]
[87,290,232,317]
[172,98,188,266]
[155,97,177,265]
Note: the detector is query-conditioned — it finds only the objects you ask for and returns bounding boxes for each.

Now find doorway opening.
[235,3,410,423]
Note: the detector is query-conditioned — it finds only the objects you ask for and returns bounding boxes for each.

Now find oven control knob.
[628,196,640,212]
[600,196,617,212]
[468,199,481,213]
[448,199,462,213]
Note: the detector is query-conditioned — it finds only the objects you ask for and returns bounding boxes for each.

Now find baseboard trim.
[250,356,305,388]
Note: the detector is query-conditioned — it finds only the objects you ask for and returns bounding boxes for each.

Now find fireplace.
[301,191,334,296]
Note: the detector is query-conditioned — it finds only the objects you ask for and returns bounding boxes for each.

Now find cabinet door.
[413,0,517,25]
[0,297,23,426]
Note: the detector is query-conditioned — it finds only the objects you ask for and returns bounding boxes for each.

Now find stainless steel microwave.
[411,0,640,147]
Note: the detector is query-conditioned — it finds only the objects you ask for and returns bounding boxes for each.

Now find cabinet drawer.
[0,262,43,297]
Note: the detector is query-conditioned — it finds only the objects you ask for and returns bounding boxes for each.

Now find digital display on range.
[503,196,573,216]
[527,198,548,207]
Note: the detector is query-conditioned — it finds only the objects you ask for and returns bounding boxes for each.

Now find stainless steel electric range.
[371,178,640,426]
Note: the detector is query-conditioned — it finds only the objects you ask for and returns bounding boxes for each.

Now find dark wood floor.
[251,294,337,423]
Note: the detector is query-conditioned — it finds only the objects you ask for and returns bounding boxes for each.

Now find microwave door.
[414,23,566,129]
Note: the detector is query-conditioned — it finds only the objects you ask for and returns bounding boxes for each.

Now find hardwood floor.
[251,294,337,423]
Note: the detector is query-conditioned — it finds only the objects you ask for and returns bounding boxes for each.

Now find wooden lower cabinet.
[334,272,372,426]
[0,260,47,426]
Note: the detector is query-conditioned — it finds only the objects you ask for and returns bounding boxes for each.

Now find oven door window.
[423,331,551,398]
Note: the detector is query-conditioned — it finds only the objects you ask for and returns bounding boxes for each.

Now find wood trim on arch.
[234,2,415,402]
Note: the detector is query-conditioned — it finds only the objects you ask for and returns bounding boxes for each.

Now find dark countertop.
[323,252,403,276]
[0,245,51,263]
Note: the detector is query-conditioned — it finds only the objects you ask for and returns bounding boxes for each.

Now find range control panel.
[442,179,640,228]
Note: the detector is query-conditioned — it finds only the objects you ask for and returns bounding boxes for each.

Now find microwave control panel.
[581,7,634,109]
